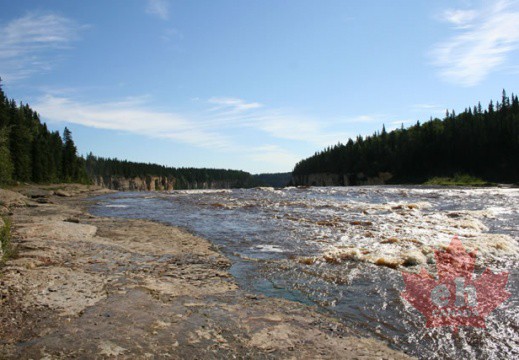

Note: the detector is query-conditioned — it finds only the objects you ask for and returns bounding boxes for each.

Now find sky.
[1,0,519,174]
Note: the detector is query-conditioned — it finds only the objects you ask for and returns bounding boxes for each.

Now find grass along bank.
[424,174,496,187]
[0,216,14,264]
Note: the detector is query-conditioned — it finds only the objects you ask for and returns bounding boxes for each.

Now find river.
[90,186,518,359]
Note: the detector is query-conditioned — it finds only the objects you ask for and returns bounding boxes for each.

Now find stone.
[18,188,52,199]
[0,188,27,207]
[64,217,80,224]
[402,251,427,266]
[55,190,72,197]
[0,217,5,259]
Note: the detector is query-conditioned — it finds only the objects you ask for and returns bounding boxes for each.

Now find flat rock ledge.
[0,184,413,359]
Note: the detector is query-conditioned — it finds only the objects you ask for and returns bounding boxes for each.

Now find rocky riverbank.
[0,184,412,359]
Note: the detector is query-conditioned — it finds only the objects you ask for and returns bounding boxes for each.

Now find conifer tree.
[0,127,13,183]
[62,127,78,182]
[293,91,519,184]
[9,111,32,181]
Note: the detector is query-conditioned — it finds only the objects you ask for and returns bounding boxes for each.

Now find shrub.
[0,216,14,264]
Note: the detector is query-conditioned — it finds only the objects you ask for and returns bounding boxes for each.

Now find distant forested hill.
[85,154,257,190]
[293,91,519,185]
[252,172,292,187]
[0,79,256,190]
[0,81,88,184]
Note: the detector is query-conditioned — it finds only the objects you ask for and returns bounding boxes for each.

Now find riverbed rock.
[17,188,53,199]
[54,190,72,197]
[0,217,4,260]
[0,185,413,360]
[16,220,97,242]
[402,251,427,266]
[0,188,27,208]
[375,257,402,269]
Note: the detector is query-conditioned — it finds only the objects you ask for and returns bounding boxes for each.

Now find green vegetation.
[424,174,495,187]
[0,127,13,183]
[0,78,262,189]
[293,90,519,185]
[0,217,14,264]
[0,78,88,185]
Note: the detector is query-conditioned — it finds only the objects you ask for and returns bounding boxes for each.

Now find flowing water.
[90,186,518,359]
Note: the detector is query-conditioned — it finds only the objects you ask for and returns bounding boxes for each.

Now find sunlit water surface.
[91,186,518,359]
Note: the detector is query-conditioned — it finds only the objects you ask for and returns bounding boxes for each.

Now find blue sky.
[1,0,518,173]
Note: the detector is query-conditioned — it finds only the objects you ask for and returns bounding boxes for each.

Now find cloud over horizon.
[34,92,360,146]
[32,92,371,170]
[432,0,519,86]
[33,94,233,150]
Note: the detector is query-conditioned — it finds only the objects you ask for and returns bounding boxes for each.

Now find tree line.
[0,80,88,184]
[0,78,264,189]
[293,91,519,184]
[85,154,258,189]
[253,172,292,188]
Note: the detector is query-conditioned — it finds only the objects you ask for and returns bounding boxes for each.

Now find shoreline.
[0,184,412,359]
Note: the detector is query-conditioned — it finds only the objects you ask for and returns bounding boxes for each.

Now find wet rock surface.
[0,185,411,359]
[90,186,519,359]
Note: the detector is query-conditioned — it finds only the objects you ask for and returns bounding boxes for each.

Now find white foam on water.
[170,189,233,195]
[97,185,519,359]
[486,206,515,216]
[254,187,278,192]
[253,244,285,253]
[289,194,519,268]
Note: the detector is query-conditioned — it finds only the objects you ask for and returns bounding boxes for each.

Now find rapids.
[91,186,518,359]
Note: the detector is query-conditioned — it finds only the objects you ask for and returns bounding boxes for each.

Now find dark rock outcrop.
[91,175,243,191]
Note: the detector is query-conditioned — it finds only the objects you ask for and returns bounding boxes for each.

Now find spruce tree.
[62,127,78,182]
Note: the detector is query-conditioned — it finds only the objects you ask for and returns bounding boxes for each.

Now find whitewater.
[91,186,518,359]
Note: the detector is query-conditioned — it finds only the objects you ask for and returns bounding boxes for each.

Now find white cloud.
[411,104,441,110]
[341,114,385,123]
[442,9,478,29]
[432,0,519,86]
[242,111,353,146]
[0,12,82,81]
[33,95,232,150]
[208,97,263,112]
[146,0,170,20]
[33,92,373,170]
[410,103,446,114]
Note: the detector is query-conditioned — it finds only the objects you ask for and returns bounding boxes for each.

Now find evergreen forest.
[0,81,88,184]
[0,79,260,188]
[293,91,519,184]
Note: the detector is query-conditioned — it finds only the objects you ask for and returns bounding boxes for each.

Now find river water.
[90,186,518,359]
